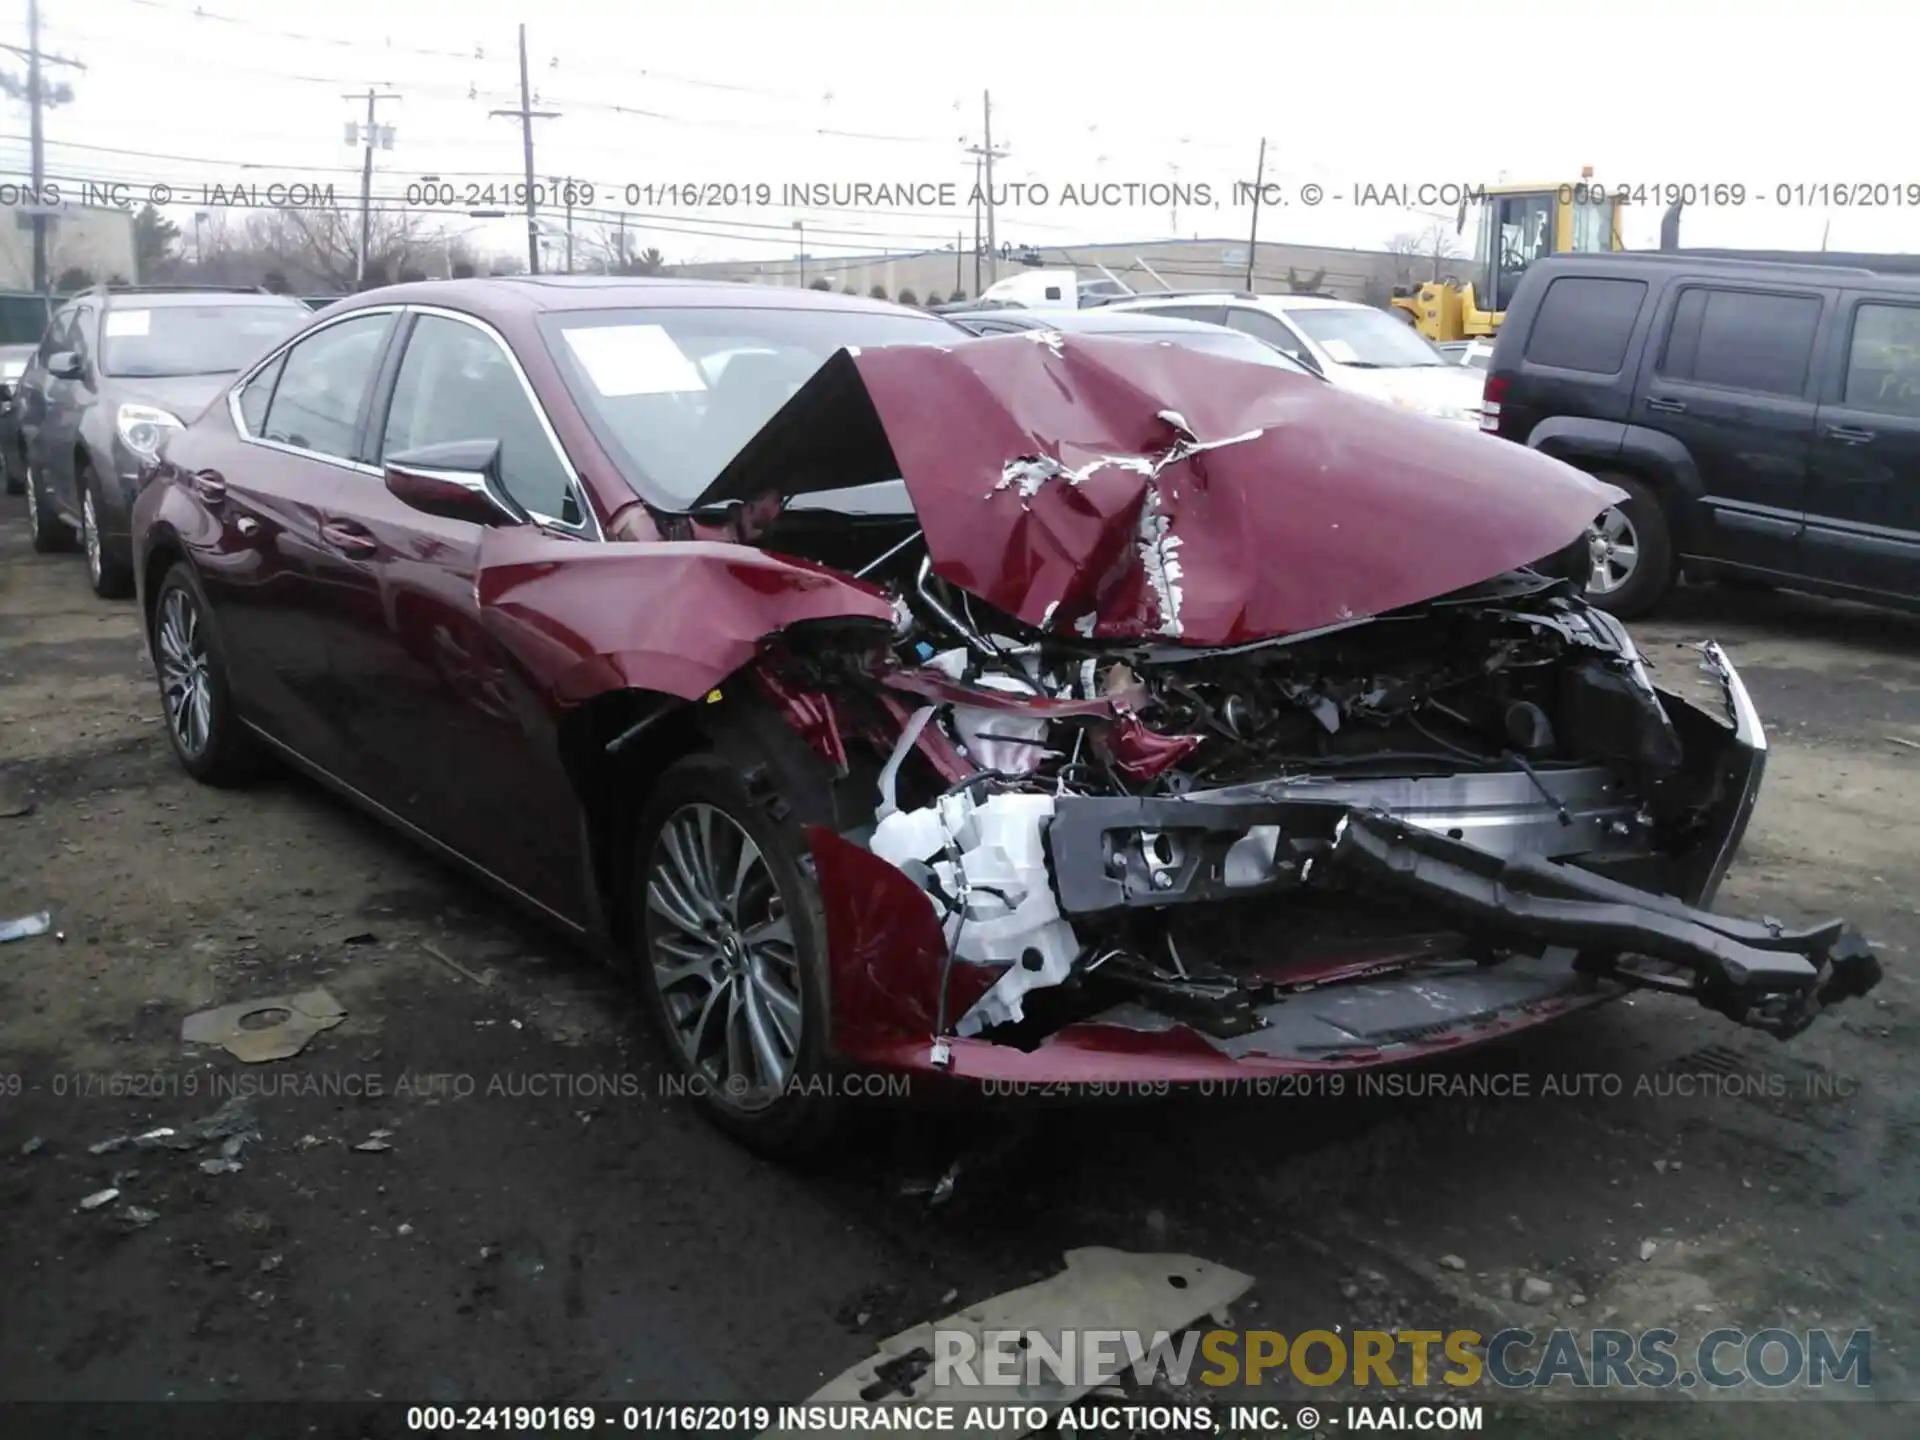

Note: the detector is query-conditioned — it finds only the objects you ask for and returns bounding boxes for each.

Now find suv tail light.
[1480,373,1506,434]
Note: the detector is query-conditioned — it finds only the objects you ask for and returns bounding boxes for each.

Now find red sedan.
[133,278,1881,1154]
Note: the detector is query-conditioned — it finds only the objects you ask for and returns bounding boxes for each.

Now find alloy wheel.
[82,487,101,585]
[1586,506,1640,596]
[644,802,804,1109]
[157,588,214,759]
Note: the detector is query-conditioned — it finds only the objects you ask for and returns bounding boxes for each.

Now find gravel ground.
[2,508,1915,1439]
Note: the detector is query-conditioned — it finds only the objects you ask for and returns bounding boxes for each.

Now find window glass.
[260,313,392,459]
[383,315,577,523]
[237,353,286,435]
[540,305,957,507]
[1843,304,1920,417]
[100,303,307,378]
[1283,305,1449,367]
[1660,288,1820,396]
[1227,307,1309,359]
[1524,277,1647,373]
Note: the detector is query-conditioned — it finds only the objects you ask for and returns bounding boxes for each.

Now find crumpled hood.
[693,332,1624,646]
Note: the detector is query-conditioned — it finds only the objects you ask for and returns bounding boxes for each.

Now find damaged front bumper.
[812,641,1884,1082]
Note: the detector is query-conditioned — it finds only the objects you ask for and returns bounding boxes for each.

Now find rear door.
[322,308,597,918]
[1803,294,1920,598]
[197,308,399,770]
[1629,280,1834,574]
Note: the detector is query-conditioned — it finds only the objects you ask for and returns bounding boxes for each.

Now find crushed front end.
[689,334,1884,1082]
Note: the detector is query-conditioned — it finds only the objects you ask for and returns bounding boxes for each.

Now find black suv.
[18,285,311,596]
[1484,252,1920,617]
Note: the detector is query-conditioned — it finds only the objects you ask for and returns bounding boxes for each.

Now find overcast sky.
[4,0,1915,274]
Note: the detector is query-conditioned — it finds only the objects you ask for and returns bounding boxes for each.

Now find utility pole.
[954,231,962,295]
[10,3,86,292]
[964,93,1009,291]
[1244,138,1266,291]
[344,88,401,288]
[490,25,558,274]
[971,153,982,297]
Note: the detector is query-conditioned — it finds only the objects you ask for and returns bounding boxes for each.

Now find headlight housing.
[117,403,185,461]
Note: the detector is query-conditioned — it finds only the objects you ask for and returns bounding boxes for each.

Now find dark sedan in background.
[20,285,311,596]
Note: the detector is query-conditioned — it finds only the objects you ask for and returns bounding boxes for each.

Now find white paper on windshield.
[104,309,152,338]
[562,324,707,396]
[1320,338,1361,364]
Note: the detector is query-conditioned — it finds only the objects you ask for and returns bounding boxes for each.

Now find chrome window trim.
[394,304,602,540]
[227,305,401,478]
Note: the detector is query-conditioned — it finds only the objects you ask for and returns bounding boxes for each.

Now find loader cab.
[1472,185,1623,316]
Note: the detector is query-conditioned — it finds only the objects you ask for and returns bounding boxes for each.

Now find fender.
[472,527,896,708]
[1526,417,1709,552]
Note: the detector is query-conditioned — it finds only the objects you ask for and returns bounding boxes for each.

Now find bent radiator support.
[1325,809,1883,1040]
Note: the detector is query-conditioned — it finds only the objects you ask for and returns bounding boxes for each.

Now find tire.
[79,464,134,599]
[1579,471,1674,620]
[149,561,264,786]
[25,462,73,554]
[628,753,840,1158]
[2,444,21,497]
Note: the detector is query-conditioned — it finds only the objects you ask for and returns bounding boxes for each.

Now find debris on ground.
[117,1206,159,1229]
[0,789,32,818]
[1639,1239,1659,1261]
[1439,1254,1467,1271]
[353,1129,395,1153]
[78,1188,120,1211]
[18,1136,45,1157]
[0,911,52,944]
[421,940,494,987]
[1885,735,1920,751]
[180,988,345,1062]
[1519,1276,1554,1304]
[199,1158,243,1176]
[761,1249,1253,1437]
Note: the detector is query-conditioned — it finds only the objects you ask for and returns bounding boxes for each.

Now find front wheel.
[80,466,134,598]
[629,754,841,1158]
[1579,471,1674,620]
[150,562,264,786]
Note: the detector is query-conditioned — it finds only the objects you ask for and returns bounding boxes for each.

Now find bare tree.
[1389,221,1464,284]
[251,206,434,293]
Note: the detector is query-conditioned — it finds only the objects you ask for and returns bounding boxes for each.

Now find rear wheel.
[150,562,263,785]
[1580,471,1673,620]
[629,754,840,1158]
[2,443,21,496]
[80,465,134,598]
[25,464,73,554]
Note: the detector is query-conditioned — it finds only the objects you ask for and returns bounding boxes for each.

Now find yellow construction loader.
[1392,173,1626,342]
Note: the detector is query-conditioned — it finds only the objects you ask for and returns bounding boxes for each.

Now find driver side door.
[324,309,598,921]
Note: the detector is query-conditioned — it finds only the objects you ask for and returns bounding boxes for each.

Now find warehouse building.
[667,236,1446,307]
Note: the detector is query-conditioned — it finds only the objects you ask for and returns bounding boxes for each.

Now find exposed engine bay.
[742,542,1880,1067]
[595,331,1884,1076]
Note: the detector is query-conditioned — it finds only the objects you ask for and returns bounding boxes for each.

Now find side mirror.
[383,439,530,528]
[47,350,84,382]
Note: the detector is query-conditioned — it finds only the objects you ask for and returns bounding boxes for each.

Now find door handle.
[1824,424,1876,445]
[1646,397,1688,415]
[319,518,379,558]
[192,470,227,504]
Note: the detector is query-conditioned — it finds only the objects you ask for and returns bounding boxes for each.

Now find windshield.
[1105,328,1313,375]
[540,306,961,508]
[100,304,308,378]
[1284,307,1450,368]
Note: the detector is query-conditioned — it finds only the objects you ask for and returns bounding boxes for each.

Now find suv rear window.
[1659,287,1821,397]
[1523,277,1646,373]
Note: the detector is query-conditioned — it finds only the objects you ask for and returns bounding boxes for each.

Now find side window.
[1841,303,1920,418]
[1523,277,1647,373]
[1147,304,1228,326]
[38,308,75,362]
[236,353,287,436]
[1659,287,1821,397]
[260,313,392,460]
[381,315,577,524]
[69,307,95,365]
[1228,308,1309,360]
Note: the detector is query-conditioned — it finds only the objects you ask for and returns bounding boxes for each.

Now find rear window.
[1658,287,1822,397]
[1523,277,1647,373]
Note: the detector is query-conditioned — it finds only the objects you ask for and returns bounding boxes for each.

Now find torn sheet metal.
[691,336,1624,646]
[757,1249,1252,1440]
[180,988,345,1063]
